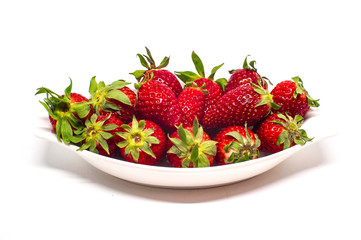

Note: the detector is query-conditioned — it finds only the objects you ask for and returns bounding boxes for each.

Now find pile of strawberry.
[35,48,320,168]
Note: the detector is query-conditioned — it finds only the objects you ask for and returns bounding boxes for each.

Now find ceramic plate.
[34,109,336,189]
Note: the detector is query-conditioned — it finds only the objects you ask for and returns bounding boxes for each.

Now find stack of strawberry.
[36,48,320,168]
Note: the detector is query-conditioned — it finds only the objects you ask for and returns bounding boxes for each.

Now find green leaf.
[243,55,251,69]
[174,71,200,83]
[167,145,182,155]
[72,102,91,119]
[145,47,155,65]
[191,51,205,78]
[208,63,224,80]
[177,126,188,143]
[192,118,200,138]
[140,143,156,159]
[109,80,130,90]
[130,70,146,81]
[102,124,119,131]
[97,136,110,155]
[71,134,86,144]
[130,148,140,162]
[144,136,160,144]
[100,131,114,140]
[89,76,98,95]
[157,56,170,69]
[190,144,199,167]
[117,140,129,149]
[64,78,73,100]
[225,131,245,145]
[61,119,73,144]
[198,153,210,168]
[200,140,217,156]
[137,54,150,69]
[168,137,188,153]
[106,89,131,106]
[215,78,227,92]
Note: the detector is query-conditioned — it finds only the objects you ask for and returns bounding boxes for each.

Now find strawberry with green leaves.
[256,113,313,153]
[175,51,227,113]
[71,113,124,157]
[271,76,320,117]
[88,76,136,123]
[226,55,270,93]
[130,47,182,96]
[35,79,91,144]
[202,81,280,129]
[116,117,167,166]
[214,125,261,165]
[167,118,217,168]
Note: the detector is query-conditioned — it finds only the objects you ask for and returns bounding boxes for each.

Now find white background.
[1,0,360,239]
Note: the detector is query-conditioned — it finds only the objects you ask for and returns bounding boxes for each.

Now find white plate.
[34,109,336,189]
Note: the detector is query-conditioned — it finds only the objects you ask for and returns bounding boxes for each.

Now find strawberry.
[130,47,182,96]
[116,117,167,166]
[214,125,260,165]
[71,113,124,157]
[175,51,226,113]
[226,55,270,93]
[178,83,207,127]
[88,76,136,123]
[271,76,320,117]
[136,79,182,132]
[35,79,91,144]
[167,119,217,168]
[256,113,313,153]
[202,81,280,129]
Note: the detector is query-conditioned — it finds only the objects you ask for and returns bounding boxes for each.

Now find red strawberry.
[88,77,136,123]
[136,79,182,132]
[175,51,226,113]
[178,83,207,127]
[202,82,280,129]
[116,117,167,166]
[167,119,217,168]
[214,125,260,165]
[256,113,313,153]
[271,76,320,117]
[226,55,270,93]
[130,47,182,96]
[71,113,124,157]
[35,79,91,144]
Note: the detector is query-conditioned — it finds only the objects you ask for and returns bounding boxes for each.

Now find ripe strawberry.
[116,117,167,166]
[130,47,182,96]
[35,79,91,144]
[256,113,313,153]
[88,76,136,123]
[175,51,226,113]
[178,83,207,127]
[167,119,217,168]
[71,113,124,157]
[271,76,320,117]
[214,125,260,165]
[202,82,280,129]
[136,79,182,132]
[226,55,270,93]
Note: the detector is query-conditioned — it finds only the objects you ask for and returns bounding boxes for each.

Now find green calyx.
[35,78,90,144]
[71,114,118,155]
[116,116,160,162]
[291,76,320,108]
[88,76,131,115]
[167,118,217,168]
[252,81,281,110]
[271,113,313,150]
[223,124,261,164]
[174,51,227,91]
[130,47,170,81]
